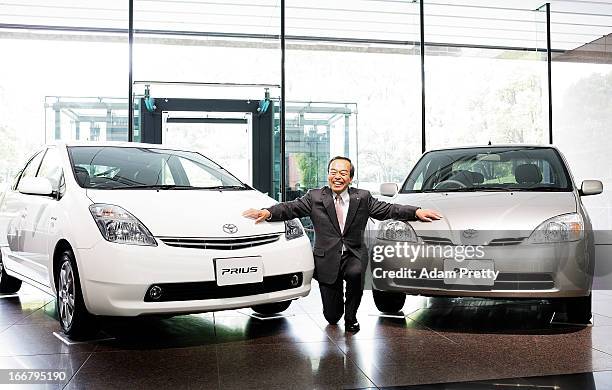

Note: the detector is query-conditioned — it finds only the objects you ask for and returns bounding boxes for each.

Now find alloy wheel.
[58,261,76,329]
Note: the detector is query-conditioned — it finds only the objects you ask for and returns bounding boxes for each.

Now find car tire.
[0,253,22,294]
[56,249,98,338]
[373,289,406,313]
[251,300,292,315]
[563,293,592,324]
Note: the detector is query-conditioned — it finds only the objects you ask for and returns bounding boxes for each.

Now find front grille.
[419,236,527,246]
[159,233,281,250]
[395,272,554,291]
[144,272,303,302]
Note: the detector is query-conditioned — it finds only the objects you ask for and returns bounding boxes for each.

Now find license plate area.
[443,259,496,286]
[215,256,264,286]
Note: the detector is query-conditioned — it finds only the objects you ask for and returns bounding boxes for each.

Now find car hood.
[85,189,283,237]
[390,191,577,233]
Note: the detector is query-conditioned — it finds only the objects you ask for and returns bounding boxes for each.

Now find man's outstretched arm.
[367,192,442,222]
[243,190,313,223]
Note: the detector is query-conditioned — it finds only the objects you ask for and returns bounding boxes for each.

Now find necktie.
[335,194,344,233]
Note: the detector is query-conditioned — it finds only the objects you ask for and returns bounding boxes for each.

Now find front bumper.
[370,239,593,299]
[75,235,314,316]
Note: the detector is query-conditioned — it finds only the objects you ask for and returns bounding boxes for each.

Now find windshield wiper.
[422,186,513,193]
[95,184,247,190]
[192,185,247,190]
[108,184,190,190]
[469,186,514,192]
[521,186,565,192]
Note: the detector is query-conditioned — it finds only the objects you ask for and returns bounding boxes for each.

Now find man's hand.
[242,208,271,224]
[416,208,443,222]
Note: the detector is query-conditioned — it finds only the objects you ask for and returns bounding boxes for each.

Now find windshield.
[68,146,247,190]
[402,147,572,193]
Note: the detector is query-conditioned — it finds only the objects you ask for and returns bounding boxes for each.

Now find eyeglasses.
[329,169,350,178]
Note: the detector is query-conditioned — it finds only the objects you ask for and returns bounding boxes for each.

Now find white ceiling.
[0,0,611,50]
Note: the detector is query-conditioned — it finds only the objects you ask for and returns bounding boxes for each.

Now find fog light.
[149,285,163,300]
[290,274,300,287]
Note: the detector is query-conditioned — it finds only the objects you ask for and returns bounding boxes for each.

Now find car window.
[37,148,64,192]
[160,160,176,185]
[16,151,44,191]
[68,146,246,190]
[179,158,223,187]
[402,147,572,193]
[452,158,562,186]
[11,170,22,191]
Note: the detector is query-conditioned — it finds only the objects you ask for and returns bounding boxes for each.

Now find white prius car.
[0,142,314,336]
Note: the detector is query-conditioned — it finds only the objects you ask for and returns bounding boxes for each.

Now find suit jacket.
[267,186,419,284]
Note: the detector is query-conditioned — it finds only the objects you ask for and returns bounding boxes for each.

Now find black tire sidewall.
[373,289,406,313]
[251,300,292,315]
[0,252,22,294]
[566,293,592,323]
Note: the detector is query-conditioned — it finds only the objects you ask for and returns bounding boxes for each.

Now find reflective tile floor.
[2,284,612,389]
[383,370,612,389]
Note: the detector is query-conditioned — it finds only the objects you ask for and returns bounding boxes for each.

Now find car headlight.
[285,218,304,240]
[89,204,157,246]
[377,220,419,242]
[528,213,584,244]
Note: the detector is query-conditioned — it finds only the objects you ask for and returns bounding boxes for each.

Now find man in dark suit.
[243,156,441,332]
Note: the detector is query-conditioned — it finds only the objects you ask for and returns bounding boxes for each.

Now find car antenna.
[488,140,492,145]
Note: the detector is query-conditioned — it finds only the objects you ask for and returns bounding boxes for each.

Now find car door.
[20,147,66,286]
[0,150,45,283]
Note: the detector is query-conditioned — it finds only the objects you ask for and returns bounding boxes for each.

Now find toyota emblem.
[222,223,238,234]
[462,229,478,239]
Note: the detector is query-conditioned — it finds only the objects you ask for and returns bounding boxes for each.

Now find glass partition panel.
[0,3,128,185]
[424,4,548,149]
[272,102,357,201]
[285,0,422,199]
[44,97,130,143]
[133,1,281,99]
[553,47,612,233]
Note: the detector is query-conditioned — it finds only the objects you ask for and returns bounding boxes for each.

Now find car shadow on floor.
[406,297,587,335]
[3,295,306,349]
[91,313,310,350]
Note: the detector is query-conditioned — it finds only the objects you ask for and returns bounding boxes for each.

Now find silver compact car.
[370,145,602,323]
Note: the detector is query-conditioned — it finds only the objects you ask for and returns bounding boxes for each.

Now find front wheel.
[56,250,98,338]
[251,300,292,315]
[373,289,406,313]
[0,253,22,294]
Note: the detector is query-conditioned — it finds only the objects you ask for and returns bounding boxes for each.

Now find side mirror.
[380,182,398,197]
[18,177,53,196]
[580,180,603,196]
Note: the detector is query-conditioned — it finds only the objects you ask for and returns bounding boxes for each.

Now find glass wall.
[132,0,281,180]
[548,2,612,289]
[272,101,358,200]
[424,3,548,149]
[1,0,611,204]
[285,0,422,196]
[553,54,612,232]
[0,1,128,184]
[0,36,129,182]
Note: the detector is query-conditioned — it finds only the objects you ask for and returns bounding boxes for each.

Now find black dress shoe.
[345,321,360,333]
